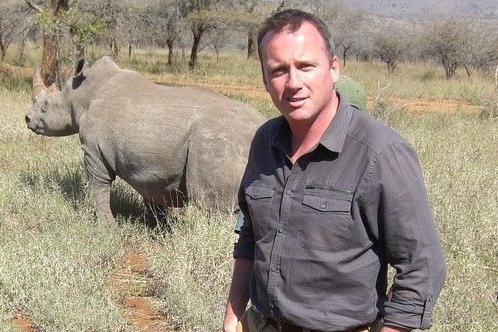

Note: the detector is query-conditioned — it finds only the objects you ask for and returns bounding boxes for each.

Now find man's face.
[260,22,339,124]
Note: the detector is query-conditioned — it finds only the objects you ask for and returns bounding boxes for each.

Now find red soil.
[113,249,170,331]
[11,315,37,332]
[388,97,482,114]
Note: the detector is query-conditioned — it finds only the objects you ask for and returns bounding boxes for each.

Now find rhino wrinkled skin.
[25,56,265,222]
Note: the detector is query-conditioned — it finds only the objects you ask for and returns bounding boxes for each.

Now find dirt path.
[11,315,37,332]
[10,249,169,332]
[112,249,170,331]
[388,97,482,114]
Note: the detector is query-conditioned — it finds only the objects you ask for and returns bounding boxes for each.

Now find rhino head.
[25,60,87,136]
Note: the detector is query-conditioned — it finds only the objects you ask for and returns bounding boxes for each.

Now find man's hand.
[222,258,253,332]
[222,314,239,332]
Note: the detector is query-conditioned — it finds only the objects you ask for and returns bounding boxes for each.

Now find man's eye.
[271,69,285,77]
[300,64,314,71]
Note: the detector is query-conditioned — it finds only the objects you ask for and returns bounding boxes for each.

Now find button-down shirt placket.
[267,154,301,315]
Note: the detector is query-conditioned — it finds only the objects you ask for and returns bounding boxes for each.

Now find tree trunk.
[189,29,203,69]
[112,37,120,59]
[41,32,60,86]
[18,37,27,64]
[0,44,5,63]
[342,46,350,67]
[128,44,132,58]
[166,38,174,66]
[444,63,457,80]
[247,29,257,59]
[463,64,471,77]
[39,0,68,87]
[387,60,396,75]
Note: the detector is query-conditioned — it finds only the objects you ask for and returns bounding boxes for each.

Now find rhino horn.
[32,66,47,102]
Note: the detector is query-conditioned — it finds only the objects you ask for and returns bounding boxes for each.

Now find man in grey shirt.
[223,9,446,332]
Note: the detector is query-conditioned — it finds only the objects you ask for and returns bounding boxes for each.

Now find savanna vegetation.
[0,0,497,331]
[1,49,497,331]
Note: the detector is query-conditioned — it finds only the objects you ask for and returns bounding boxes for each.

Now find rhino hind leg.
[143,201,168,228]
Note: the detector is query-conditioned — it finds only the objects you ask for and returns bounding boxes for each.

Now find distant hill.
[344,0,498,20]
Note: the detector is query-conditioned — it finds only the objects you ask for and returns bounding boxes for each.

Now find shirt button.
[271,266,278,272]
[277,226,284,233]
[286,189,293,195]
[320,202,327,209]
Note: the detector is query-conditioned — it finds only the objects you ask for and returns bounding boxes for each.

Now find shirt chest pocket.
[299,188,354,252]
[245,183,275,241]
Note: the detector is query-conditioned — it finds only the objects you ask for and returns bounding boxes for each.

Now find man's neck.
[289,93,339,163]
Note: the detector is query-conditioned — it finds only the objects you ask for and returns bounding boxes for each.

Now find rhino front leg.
[84,152,116,223]
[90,179,114,222]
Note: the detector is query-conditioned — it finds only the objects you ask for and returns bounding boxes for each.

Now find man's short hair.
[257,9,336,61]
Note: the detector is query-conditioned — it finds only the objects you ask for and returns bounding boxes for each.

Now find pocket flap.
[246,184,274,200]
[302,195,351,212]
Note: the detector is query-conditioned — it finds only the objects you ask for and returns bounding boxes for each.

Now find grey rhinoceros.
[25,56,265,222]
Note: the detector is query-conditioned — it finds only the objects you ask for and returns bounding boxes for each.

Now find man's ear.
[263,75,270,93]
[260,62,270,92]
[329,55,340,85]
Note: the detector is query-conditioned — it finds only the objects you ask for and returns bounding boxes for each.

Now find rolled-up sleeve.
[358,141,447,330]
[233,209,255,260]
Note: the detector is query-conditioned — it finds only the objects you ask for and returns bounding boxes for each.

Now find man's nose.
[286,69,303,90]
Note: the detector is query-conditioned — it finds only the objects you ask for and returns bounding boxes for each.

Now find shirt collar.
[271,92,353,155]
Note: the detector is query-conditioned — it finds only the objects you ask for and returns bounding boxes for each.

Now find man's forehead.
[262,26,296,44]
[261,22,328,60]
[263,22,326,50]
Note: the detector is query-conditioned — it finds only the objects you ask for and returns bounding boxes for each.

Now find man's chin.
[284,110,317,123]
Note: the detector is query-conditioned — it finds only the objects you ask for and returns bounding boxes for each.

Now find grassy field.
[0,51,497,331]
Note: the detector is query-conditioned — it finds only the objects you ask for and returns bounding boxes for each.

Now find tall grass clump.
[148,206,236,332]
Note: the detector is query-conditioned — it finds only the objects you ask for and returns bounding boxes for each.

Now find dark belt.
[267,317,372,332]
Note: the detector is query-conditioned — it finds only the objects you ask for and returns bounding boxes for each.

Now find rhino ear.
[75,58,87,77]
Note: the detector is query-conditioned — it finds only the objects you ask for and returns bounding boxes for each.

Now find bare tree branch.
[24,0,43,13]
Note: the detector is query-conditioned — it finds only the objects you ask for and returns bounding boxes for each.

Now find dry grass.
[0,50,496,331]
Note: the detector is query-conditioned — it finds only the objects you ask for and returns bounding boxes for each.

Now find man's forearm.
[223,258,253,331]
